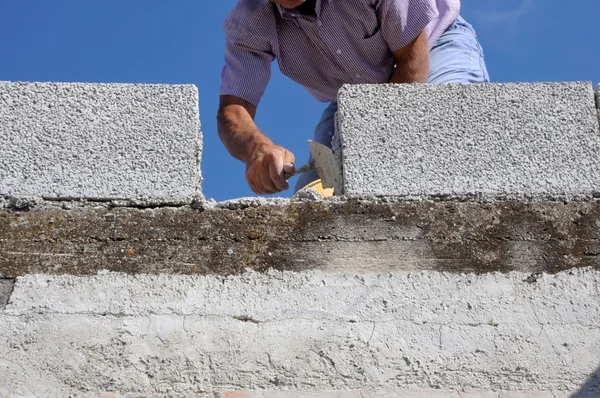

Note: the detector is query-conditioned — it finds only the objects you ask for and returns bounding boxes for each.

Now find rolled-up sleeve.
[220,17,275,107]
[376,0,439,51]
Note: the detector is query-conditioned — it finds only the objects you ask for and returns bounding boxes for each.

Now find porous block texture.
[336,82,600,198]
[595,84,600,121]
[1,269,599,396]
[0,81,202,200]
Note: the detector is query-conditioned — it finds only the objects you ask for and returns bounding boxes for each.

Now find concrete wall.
[1,81,600,397]
[2,269,599,397]
[0,82,202,201]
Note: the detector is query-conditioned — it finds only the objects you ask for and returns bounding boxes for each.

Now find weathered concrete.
[336,82,600,198]
[0,81,202,200]
[1,269,599,397]
[0,279,14,310]
[2,199,600,277]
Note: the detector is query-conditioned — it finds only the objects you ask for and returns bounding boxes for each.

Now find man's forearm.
[217,97,272,164]
[389,30,430,84]
[217,95,295,195]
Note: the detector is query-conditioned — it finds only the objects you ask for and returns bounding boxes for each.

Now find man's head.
[270,0,305,8]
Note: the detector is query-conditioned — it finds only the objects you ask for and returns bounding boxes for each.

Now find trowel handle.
[284,162,314,180]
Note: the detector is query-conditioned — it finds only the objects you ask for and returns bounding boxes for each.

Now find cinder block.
[595,84,600,122]
[0,82,202,200]
[336,82,600,198]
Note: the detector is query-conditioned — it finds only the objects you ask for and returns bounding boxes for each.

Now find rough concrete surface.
[1,269,599,397]
[3,199,600,277]
[0,81,202,200]
[0,279,14,309]
[336,82,600,198]
[224,390,588,398]
[595,84,600,122]
[226,388,597,398]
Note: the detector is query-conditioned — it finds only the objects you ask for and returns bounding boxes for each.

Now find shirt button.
[317,20,322,26]
[336,49,342,55]
[355,73,361,78]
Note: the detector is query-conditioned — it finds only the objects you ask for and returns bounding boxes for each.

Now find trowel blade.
[308,141,342,191]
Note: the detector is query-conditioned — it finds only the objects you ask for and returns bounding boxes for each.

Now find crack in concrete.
[309,348,352,380]
[367,322,376,344]
[3,312,597,331]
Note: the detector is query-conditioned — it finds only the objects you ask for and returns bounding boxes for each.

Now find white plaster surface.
[336,82,600,198]
[1,268,599,397]
[0,81,202,200]
[229,391,580,398]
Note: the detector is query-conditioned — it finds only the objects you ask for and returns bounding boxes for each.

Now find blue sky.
[0,0,598,201]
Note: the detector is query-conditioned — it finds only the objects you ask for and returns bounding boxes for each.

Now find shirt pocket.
[358,28,393,68]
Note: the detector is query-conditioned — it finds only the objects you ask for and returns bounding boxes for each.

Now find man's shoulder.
[225,0,276,27]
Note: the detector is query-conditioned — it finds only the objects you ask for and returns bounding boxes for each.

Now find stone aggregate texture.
[596,83,600,122]
[0,81,203,200]
[1,269,599,397]
[335,82,600,198]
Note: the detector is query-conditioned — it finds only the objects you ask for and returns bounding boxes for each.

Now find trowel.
[284,141,342,191]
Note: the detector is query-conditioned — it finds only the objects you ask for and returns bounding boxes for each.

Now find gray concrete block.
[336,82,600,198]
[0,81,202,200]
[594,84,600,125]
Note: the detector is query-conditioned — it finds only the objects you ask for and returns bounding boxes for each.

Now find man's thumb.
[283,150,295,173]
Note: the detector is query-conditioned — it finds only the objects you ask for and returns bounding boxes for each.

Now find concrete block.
[0,279,14,310]
[0,81,202,200]
[594,84,600,122]
[336,82,600,198]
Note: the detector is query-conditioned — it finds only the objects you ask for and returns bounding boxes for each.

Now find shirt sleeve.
[375,0,439,51]
[220,17,275,107]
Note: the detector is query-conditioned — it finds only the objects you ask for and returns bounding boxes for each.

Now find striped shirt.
[220,0,460,105]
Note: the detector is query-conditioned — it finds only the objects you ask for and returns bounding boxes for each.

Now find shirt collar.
[276,4,298,19]
[276,1,321,19]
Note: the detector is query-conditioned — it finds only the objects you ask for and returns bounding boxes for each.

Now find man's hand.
[217,95,295,195]
[245,143,295,195]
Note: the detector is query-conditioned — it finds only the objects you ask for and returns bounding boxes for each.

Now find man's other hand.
[245,144,295,195]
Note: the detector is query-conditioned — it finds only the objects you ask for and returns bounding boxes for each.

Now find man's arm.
[389,29,429,84]
[217,95,295,195]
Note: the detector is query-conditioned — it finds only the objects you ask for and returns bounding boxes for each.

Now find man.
[217,0,489,195]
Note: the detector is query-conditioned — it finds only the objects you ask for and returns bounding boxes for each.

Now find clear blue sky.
[0,1,598,201]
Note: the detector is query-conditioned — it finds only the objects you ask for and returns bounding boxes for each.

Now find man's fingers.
[282,150,295,175]
[258,160,278,194]
[284,150,295,166]
[246,163,271,195]
[269,154,289,191]
[282,162,295,175]
[246,173,265,195]
[245,146,296,195]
